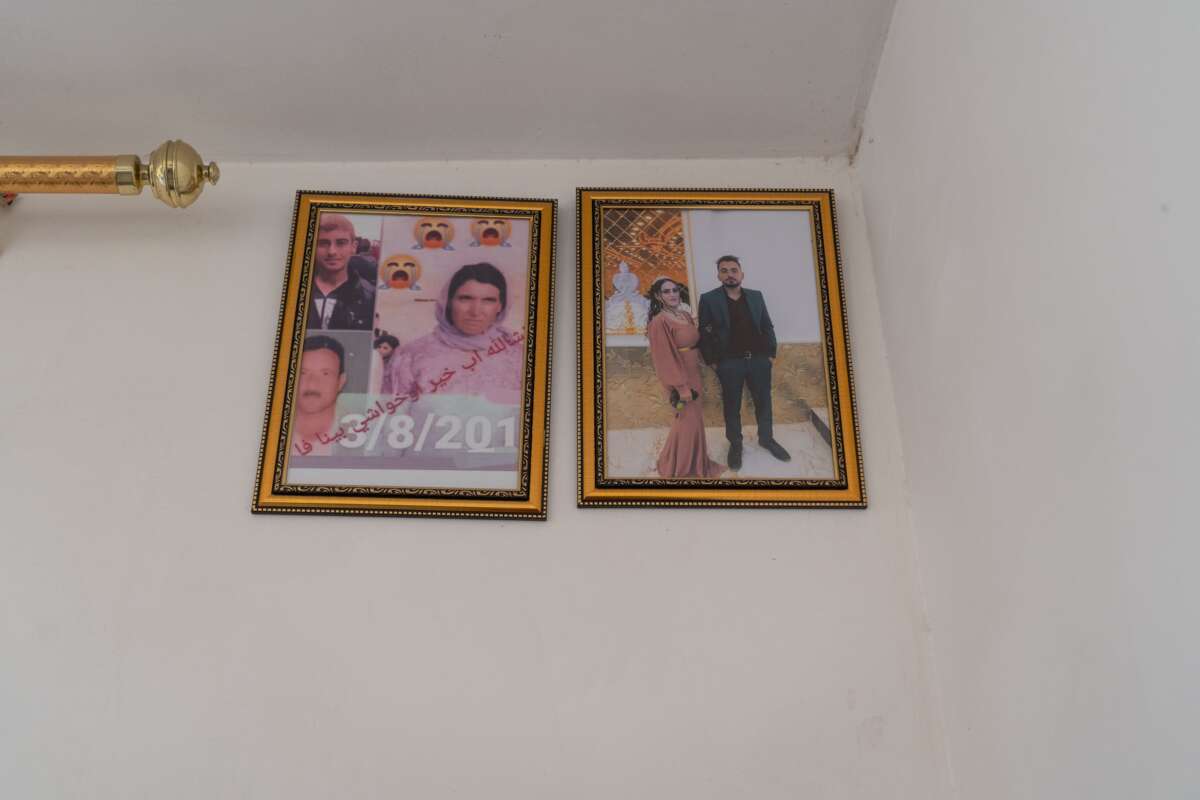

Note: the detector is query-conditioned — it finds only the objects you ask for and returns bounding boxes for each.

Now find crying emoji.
[413,217,455,250]
[379,252,423,290]
[469,218,513,247]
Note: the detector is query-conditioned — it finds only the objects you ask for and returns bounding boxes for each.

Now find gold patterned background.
[603,344,828,430]
[602,208,689,307]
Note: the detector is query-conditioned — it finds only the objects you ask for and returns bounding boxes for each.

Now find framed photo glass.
[578,188,864,507]
[254,192,556,518]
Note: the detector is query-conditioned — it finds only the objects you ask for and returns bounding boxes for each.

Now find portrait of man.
[293,335,347,450]
[698,255,792,470]
[307,213,376,331]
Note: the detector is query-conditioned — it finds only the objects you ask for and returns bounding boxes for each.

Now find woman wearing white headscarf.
[388,262,524,406]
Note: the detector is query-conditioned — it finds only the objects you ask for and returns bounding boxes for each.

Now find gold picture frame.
[578,188,865,508]
[254,191,556,519]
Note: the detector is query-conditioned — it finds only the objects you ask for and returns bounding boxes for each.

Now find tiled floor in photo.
[606,420,835,479]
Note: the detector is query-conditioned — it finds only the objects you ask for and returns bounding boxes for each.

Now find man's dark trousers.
[716,354,773,444]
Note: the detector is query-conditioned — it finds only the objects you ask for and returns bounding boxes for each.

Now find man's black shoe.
[761,438,791,462]
[728,440,743,471]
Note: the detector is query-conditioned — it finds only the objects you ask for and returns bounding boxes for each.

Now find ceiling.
[1,0,896,162]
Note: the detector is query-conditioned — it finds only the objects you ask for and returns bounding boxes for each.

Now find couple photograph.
[581,189,865,507]
[644,253,795,479]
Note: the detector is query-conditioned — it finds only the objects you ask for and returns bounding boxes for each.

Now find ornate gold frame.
[253,192,557,519]
[577,188,865,508]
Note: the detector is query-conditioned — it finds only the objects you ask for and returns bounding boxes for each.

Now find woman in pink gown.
[646,278,725,479]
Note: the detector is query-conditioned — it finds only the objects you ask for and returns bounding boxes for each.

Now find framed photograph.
[253,192,556,518]
[578,188,865,507]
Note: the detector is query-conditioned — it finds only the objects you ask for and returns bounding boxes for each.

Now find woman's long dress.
[647,312,725,479]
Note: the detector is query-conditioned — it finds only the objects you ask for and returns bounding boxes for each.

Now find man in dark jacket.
[698,255,791,471]
[307,213,376,331]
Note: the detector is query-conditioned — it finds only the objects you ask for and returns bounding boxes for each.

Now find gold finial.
[0,139,219,209]
[143,139,219,208]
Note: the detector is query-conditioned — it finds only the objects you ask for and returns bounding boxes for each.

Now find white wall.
[857,2,1200,798]
[0,157,950,799]
[0,0,896,161]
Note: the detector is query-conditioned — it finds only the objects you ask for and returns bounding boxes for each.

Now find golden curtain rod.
[0,139,219,209]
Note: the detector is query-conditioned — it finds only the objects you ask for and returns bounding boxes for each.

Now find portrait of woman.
[646,277,725,479]
[388,261,525,407]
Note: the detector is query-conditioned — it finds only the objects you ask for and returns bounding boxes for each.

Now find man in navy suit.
[698,255,791,471]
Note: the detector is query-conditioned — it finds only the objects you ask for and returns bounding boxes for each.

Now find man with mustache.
[293,335,347,452]
[307,213,376,331]
[698,254,791,471]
